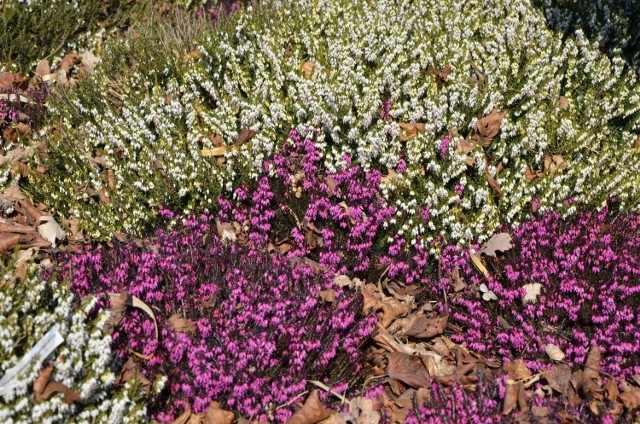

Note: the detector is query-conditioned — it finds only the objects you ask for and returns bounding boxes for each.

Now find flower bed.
[29,0,640,243]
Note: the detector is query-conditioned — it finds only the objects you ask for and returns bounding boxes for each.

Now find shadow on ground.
[535,0,640,74]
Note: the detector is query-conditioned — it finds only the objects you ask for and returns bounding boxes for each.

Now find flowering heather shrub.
[32,0,640,242]
[405,374,625,423]
[537,0,640,74]
[0,255,151,423]
[436,208,640,377]
[65,211,375,422]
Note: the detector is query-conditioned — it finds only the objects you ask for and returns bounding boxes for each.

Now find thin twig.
[275,390,309,410]
[308,380,347,404]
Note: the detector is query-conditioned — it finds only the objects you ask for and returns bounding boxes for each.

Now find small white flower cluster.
[0,257,150,423]
[37,0,640,243]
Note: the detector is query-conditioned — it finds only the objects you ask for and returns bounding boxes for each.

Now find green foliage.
[0,0,150,71]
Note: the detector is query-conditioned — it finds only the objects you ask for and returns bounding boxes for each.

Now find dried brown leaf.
[398,123,426,141]
[330,397,380,424]
[485,162,502,197]
[58,53,80,72]
[203,401,235,424]
[319,289,336,304]
[451,267,466,292]
[35,59,51,77]
[0,232,21,251]
[504,360,532,381]
[430,65,451,87]
[525,164,541,183]
[386,352,431,389]
[544,155,567,175]
[0,72,26,90]
[405,314,448,339]
[544,343,565,362]
[167,314,197,334]
[474,109,507,147]
[286,390,333,424]
[33,365,54,398]
[0,186,27,202]
[104,291,128,334]
[170,405,192,424]
[604,378,619,403]
[18,198,45,222]
[619,389,640,409]
[503,381,528,415]
[559,96,569,110]
[379,299,409,329]
[478,232,512,257]
[581,346,604,400]
[40,382,80,404]
[300,62,316,79]
[116,357,152,395]
[457,139,477,155]
[236,129,257,145]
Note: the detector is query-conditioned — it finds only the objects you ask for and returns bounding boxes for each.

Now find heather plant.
[64,209,376,422]
[432,207,640,377]
[536,0,640,75]
[0,254,153,423]
[405,373,625,423]
[30,0,640,242]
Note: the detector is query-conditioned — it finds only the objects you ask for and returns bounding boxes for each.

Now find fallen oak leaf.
[203,401,235,424]
[544,363,573,396]
[485,161,502,197]
[286,390,333,424]
[604,378,619,403]
[35,59,51,77]
[579,345,604,400]
[543,155,567,176]
[300,61,316,79]
[450,267,466,292]
[57,53,80,72]
[545,343,565,362]
[503,381,528,415]
[504,359,532,381]
[319,289,336,304]
[115,357,152,395]
[37,216,66,247]
[105,292,159,339]
[39,381,80,404]
[478,232,512,257]
[236,129,257,145]
[619,389,640,409]
[33,364,80,404]
[473,109,507,148]
[398,123,426,141]
[167,314,197,334]
[169,405,192,424]
[429,65,451,87]
[522,283,543,304]
[559,96,569,110]
[385,352,431,389]
[405,314,448,339]
[0,233,21,251]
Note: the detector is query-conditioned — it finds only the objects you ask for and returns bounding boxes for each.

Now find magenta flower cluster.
[435,207,640,377]
[65,216,374,422]
[61,130,413,421]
